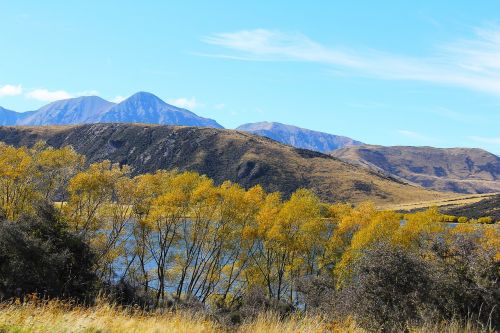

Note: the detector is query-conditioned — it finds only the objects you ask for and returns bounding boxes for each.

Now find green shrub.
[0,201,97,301]
[477,216,493,224]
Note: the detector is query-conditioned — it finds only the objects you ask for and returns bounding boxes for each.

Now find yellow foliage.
[0,142,497,312]
[0,142,84,219]
[394,207,444,248]
[335,210,400,283]
[0,144,36,219]
[64,160,130,233]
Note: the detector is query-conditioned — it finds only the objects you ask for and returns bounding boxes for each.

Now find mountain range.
[0,92,498,195]
[2,92,223,128]
[237,122,363,152]
[0,93,361,153]
[0,106,34,125]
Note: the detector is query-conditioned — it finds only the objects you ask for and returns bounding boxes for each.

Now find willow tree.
[31,142,85,201]
[0,144,38,220]
[248,189,323,302]
[128,170,176,294]
[63,160,132,279]
[210,182,265,306]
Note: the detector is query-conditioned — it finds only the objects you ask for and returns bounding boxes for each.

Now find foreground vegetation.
[0,299,495,333]
[0,142,498,332]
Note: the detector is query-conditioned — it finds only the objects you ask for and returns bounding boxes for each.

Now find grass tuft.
[0,300,494,333]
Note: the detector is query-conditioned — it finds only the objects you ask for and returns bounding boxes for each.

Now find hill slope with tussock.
[332,145,500,194]
[0,124,447,205]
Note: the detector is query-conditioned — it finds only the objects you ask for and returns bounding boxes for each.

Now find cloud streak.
[0,84,23,97]
[468,136,500,145]
[25,89,73,102]
[25,89,99,102]
[397,130,434,142]
[168,97,200,109]
[202,26,500,96]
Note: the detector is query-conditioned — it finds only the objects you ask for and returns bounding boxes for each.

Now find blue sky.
[1,1,499,153]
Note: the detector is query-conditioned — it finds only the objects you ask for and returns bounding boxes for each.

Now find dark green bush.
[0,202,97,301]
[339,243,432,332]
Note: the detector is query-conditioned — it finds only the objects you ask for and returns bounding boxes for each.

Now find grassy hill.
[332,145,500,194]
[0,123,448,205]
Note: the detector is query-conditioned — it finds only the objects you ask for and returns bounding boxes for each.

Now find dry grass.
[0,300,219,333]
[379,192,498,211]
[0,300,495,333]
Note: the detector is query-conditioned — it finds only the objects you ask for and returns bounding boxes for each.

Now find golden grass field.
[0,300,493,333]
[378,192,498,211]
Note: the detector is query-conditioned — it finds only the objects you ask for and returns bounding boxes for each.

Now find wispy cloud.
[202,26,500,96]
[397,130,434,142]
[76,90,99,96]
[25,89,73,102]
[168,97,200,109]
[429,106,487,124]
[468,136,500,145]
[25,89,99,102]
[202,29,362,66]
[346,101,387,109]
[0,84,23,97]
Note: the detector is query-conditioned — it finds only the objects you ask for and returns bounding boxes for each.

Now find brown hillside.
[0,124,448,205]
[332,145,500,194]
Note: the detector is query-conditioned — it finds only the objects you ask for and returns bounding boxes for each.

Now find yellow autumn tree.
[248,189,322,302]
[335,210,401,285]
[0,144,38,220]
[63,160,132,278]
[394,207,445,249]
[213,182,265,306]
[129,170,177,294]
[327,201,377,265]
[31,142,85,201]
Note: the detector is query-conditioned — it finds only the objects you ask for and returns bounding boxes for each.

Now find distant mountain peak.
[99,92,223,128]
[42,95,110,106]
[237,121,362,152]
[18,95,115,126]
[129,91,160,98]
[0,92,223,129]
[121,91,164,104]
[0,106,31,126]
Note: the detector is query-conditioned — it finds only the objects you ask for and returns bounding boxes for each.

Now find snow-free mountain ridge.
[237,121,363,152]
[1,92,223,128]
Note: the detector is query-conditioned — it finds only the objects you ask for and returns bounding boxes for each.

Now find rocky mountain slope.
[0,123,446,205]
[0,107,34,125]
[332,145,500,194]
[18,96,114,125]
[98,92,222,128]
[0,92,223,128]
[237,121,362,153]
